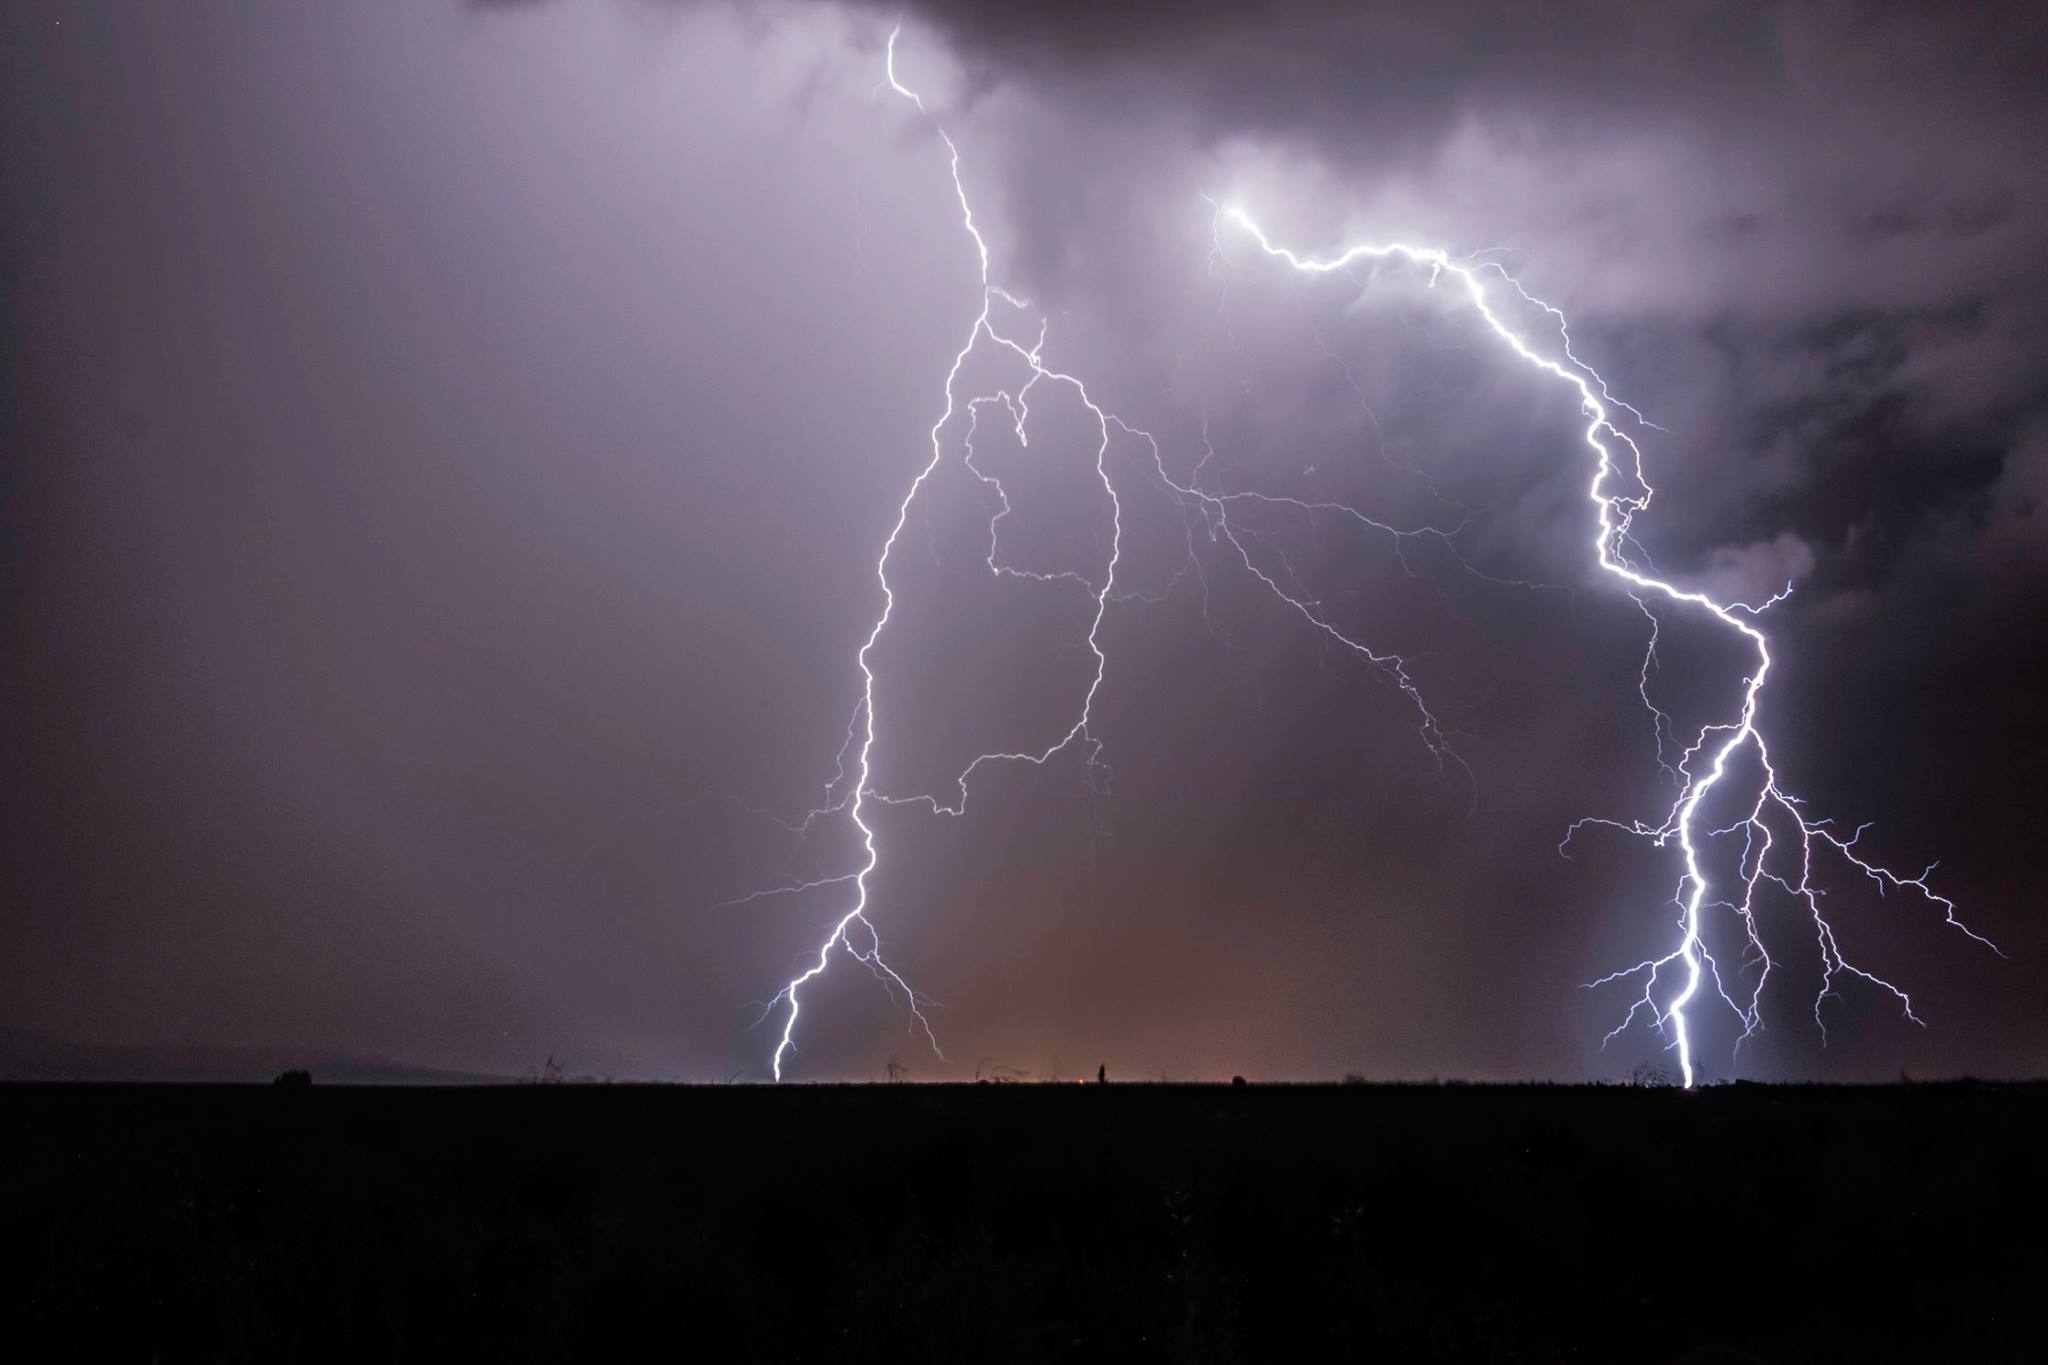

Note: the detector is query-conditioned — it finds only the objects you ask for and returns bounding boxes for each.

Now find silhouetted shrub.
[1627,1060,1676,1088]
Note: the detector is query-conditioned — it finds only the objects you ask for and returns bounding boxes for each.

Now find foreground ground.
[3,1081,2043,1361]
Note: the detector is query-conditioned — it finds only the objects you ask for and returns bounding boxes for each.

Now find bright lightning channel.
[737,30,1998,1087]
[1222,206,2000,1087]
[751,30,1123,1081]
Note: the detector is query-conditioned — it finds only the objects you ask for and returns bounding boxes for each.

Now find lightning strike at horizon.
[738,29,1998,1086]
[752,30,1124,1081]
[1217,207,2000,1086]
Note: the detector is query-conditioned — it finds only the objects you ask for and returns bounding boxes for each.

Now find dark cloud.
[883,0,2047,516]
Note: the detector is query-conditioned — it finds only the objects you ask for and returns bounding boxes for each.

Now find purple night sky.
[3,1,2043,1082]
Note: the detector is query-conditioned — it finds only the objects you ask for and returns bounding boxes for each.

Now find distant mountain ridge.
[0,1027,509,1085]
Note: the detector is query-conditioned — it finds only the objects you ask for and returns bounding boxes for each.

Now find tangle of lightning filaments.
[729,28,1997,1087]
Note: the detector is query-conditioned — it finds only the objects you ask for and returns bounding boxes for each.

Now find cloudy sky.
[4,1,2042,1081]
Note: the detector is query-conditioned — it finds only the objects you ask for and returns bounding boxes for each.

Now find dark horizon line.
[7,1075,2042,1090]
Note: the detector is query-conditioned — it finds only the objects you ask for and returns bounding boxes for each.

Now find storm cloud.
[4,1,2042,1082]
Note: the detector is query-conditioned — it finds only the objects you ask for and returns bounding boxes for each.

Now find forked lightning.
[736,28,1996,1087]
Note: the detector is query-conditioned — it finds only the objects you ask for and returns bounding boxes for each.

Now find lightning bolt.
[1222,207,2000,1086]
[735,29,1998,1087]
[752,30,1127,1081]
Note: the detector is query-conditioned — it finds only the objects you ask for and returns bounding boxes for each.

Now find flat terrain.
[4,1082,2043,1361]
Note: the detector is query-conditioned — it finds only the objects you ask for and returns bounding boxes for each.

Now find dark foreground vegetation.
[4,1081,2043,1362]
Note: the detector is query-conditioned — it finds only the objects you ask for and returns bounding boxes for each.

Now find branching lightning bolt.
[751,31,1130,1080]
[730,30,1998,1086]
[1216,208,1999,1084]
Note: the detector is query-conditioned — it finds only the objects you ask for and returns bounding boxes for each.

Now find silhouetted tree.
[1627,1059,1676,1088]
[272,1069,311,1088]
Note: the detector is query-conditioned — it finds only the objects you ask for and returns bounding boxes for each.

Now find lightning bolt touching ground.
[732,29,1997,1086]
[1221,207,2001,1087]
[750,31,1126,1081]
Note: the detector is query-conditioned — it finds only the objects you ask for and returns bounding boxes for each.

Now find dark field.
[4,1082,2043,1362]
